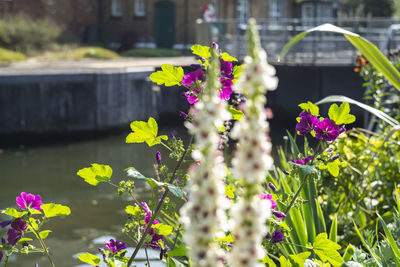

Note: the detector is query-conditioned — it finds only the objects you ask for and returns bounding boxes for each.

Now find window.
[111,0,122,17]
[269,0,282,19]
[135,0,146,17]
[236,0,249,25]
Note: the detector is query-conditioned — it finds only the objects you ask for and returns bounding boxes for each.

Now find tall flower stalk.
[228,19,278,267]
[180,45,231,267]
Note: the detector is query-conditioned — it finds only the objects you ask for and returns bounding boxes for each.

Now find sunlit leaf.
[42,203,71,218]
[220,52,238,62]
[191,44,211,59]
[39,230,52,239]
[78,253,101,266]
[299,101,319,116]
[77,163,112,186]
[2,208,28,218]
[126,117,168,147]
[328,102,355,125]
[126,167,146,179]
[228,106,244,120]
[152,223,173,236]
[125,205,141,216]
[289,252,312,267]
[149,64,184,86]
[313,233,344,266]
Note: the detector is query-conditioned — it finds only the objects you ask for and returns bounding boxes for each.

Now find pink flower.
[16,192,43,211]
[260,193,277,209]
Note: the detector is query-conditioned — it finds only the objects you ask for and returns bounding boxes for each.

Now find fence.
[195,17,400,65]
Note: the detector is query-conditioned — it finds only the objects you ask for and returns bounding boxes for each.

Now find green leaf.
[168,184,184,199]
[42,203,71,218]
[39,230,52,239]
[316,95,399,126]
[262,255,277,266]
[313,233,344,266]
[228,105,244,120]
[168,257,186,267]
[126,117,168,147]
[217,233,234,243]
[2,208,28,218]
[167,244,187,257]
[149,64,184,86]
[329,214,338,243]
[125,205,141,216]
[126,167,146,179]
[225,184,236,199]
[78,253,101,266]
[220,52,238,62]
[191,44,211,59]
[294,164,318,176]
[328,102,355,125]
[288,252,312,267]
[377,213,400,259]
[319,159,340,177]
[299,101,319,116]
[279,256,291,267]
[152,223,173,236]
[77,163,113,186]
[232,65,243,83]
[279,23,400,91]
[17,238,33,244]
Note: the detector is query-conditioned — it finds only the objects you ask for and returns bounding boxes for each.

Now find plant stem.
[127,135,193,267]
[4,256,8,267]
[144,247,151,267]
[285,176,307,215]
[28,221,55,267]
[160,141,172,152]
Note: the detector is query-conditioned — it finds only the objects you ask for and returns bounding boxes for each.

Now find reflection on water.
[0,127,186,267]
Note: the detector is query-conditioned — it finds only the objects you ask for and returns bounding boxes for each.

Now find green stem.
[4,256,8,267]
[267,253,280,261]
[160,141,172,152]
[28,221,55,267]
[144,247,151,267]
[127,135,193,267]
[285,176,307,215]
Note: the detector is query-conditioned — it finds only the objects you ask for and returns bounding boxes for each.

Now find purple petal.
[272,210,287,220]
[271,230,284,243]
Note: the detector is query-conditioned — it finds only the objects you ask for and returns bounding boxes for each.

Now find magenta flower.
[11,218,27,232]
[16,192,43,211]
[182,69,204,88]
[220,59,234,80]
[219,78,234,100]
[314,118,344,142]
[271,230,284,243]
[295,112,319,135]
[291,155,315,165]
[7,228,22,245]
[260,193,277,209]
[105,239,126,254]
[140,202,164,249]
[272,210,286,220]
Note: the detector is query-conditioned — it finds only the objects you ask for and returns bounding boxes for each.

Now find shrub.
[0,14,63,54]
[43,46,119,60]
[0,47,26,63]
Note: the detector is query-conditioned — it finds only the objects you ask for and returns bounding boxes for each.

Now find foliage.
[43,46,119,60]
[0,47,26,63]
[0,14,63,54]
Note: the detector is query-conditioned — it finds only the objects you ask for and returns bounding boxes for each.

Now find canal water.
[0,126,187,267]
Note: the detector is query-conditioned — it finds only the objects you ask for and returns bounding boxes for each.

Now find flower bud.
[155,151,162,165]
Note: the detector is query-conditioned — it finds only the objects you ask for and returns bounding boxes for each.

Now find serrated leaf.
[77,163,112,186]
[42,203,71,218]
[293,163,317,176]
[220,52,238,62]
[289,252,312,267]
[279,256,290,267]
[78,253,101,265]
[313,233,344,266]
[125,205,141,216]
[228,105,244,120]
[126,167,146,179]
[299,101,319,116]
[262,255,277,266]
[126,117,168,147]
[2,208,28,218]
[319,159,340,177]
[149,64,184,86]
[191,44,211,59]
[152,223,173,236]
[168,184,184,199]
[39,230,52,239]
[328,102,356,125]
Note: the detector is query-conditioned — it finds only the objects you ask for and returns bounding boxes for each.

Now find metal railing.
[195,17,400,65]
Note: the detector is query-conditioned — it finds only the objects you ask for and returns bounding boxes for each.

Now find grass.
[40,46,119,60]
[120,48,190,57]
[0,47,26,63]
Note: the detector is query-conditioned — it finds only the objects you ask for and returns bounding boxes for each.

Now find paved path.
[0,56,197,75]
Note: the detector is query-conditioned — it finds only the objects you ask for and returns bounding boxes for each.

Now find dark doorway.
[154,1,175,48]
